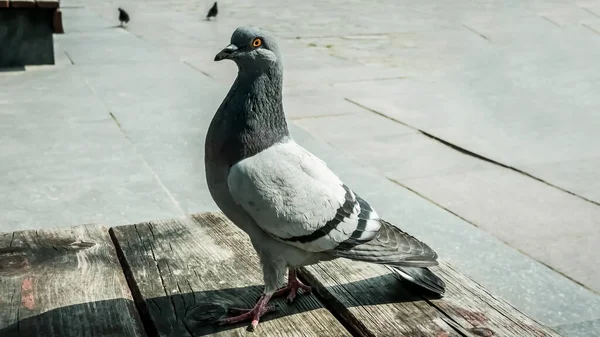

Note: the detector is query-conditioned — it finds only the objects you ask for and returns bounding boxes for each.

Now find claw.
[273,269,312,303]
[228,305,276,315]
[218,294,275,330]
[228,307,251,315]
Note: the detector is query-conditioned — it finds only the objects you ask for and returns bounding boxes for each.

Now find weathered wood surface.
[0,225,146,337]
[110,212,351,337]
[113,212,563,337]
[302,258,564,336]
[302,260,463,337]
[0,212,564,336]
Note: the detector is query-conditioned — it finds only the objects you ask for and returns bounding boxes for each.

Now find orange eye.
[252,38,262,47]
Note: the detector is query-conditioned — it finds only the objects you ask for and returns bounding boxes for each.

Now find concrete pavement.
[1,1,600,336]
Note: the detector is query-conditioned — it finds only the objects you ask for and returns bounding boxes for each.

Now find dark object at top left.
[118,8,130,27]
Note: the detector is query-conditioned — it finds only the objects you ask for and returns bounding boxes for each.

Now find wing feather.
[228,140,439,267]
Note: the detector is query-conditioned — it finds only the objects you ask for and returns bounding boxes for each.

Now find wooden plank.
[36,0,59,9]
[430,263,563,337]
[8,0,35,8]
[302,260,464,336]
[110,212,351,337]
[0,225,146,337]
[303,259,564,337]
[0,0,9,8]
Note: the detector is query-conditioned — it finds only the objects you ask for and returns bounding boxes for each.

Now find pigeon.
[206,2,218,20]
[205,26,446,332]
[118,8,129,27]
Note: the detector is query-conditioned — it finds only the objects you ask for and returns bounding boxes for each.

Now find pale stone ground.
[1,0,600,335]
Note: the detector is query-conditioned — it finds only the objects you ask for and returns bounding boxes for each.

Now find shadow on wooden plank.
[0,298,141,337]
[147,276,426,336]
[0,225,145,337]
[0,280,423,337]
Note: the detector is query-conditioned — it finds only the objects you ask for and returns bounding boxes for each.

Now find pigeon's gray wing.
[227,140,438,267]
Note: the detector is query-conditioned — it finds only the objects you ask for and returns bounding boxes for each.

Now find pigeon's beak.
[214,44,238,61]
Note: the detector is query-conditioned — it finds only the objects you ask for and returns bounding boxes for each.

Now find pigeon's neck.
[209,67,290,166]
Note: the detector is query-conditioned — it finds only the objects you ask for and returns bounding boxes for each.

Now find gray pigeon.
[205,26,445,331]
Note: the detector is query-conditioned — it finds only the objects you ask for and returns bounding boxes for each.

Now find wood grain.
[110,212,351,337]
[0,225,146,337]
[430,263,563,337]
[303,259,563,337]
[303,260,463,337]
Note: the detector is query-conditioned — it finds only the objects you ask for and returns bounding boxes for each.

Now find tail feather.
[387,265,446,296]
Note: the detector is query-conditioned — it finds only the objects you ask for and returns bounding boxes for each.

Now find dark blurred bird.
[118,8,130,27]
[206,2,218,20]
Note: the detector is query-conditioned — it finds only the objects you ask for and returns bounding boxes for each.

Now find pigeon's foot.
[218,294,275,331]
[273,269,312,303]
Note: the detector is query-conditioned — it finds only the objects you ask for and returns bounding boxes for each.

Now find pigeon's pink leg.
[273,269,312,303]
[219,294,275,331]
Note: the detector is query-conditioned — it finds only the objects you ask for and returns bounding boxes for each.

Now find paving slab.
[0,69,181,231]
[294,124,489,180]
[284,91,371,120]
[403,166,600,293]
[300,28,491,72]
[56,8,173,65]
[555,319,600,337]
[335,78,475,130]
[345,15,600,204]
[77,61,224,214]
[293,109,415,138]
[521,157,600,203]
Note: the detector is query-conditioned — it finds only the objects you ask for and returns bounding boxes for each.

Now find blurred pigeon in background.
[118,8,130,27]
[206,2,218,20]
[205,26,446,332]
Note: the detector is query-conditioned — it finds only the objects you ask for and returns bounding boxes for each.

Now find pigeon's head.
[118,7,124,13]
[214,26,281,73]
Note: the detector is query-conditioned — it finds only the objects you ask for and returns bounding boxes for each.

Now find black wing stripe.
[279,184,357,244]
[336,194,381,250]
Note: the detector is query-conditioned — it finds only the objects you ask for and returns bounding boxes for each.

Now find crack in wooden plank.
[109,227,160,337]
[298,266,375,337]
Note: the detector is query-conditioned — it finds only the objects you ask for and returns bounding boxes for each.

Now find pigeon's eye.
[252,38,262,48]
